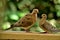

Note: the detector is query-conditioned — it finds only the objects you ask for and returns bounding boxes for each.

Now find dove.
[39,14,60,33]
[5,9,39,32]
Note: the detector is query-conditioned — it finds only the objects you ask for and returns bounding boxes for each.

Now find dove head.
[42,14,47,18]
[32,9,39,14]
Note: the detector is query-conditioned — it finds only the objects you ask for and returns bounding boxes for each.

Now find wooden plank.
[0,31,60,40]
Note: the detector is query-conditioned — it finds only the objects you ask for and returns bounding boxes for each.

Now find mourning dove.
[5,9,39,32]
[39,14,60,33]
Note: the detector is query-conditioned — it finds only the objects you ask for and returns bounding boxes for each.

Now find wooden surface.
[0,31,60,40]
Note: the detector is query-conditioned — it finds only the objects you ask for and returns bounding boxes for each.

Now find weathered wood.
[0,31,60,40]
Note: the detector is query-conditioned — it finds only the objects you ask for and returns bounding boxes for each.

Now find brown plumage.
[39,14,60,33]
[5,9,39,31]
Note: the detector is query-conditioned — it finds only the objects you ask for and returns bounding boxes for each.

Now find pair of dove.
[5,9,60,33]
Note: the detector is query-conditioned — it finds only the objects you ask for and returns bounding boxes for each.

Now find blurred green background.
[0,0,60,32]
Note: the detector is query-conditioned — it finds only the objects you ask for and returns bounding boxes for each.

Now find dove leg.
[21,26,31,32]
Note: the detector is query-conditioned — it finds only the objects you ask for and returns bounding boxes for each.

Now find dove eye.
[43,15,46,16]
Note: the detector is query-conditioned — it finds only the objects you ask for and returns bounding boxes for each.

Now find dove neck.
[41,17,47,21]
[42,16,47,19]
[32,12,37,22]
[32,12,37,17]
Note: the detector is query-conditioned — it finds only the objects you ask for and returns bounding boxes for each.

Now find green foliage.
[2,22,11,30]
[9,14,19,20]
[57,11,60,17]
[30,21,45,32]
[1,0,60,32]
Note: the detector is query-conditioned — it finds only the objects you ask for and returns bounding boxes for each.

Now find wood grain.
[0,31,60,40]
